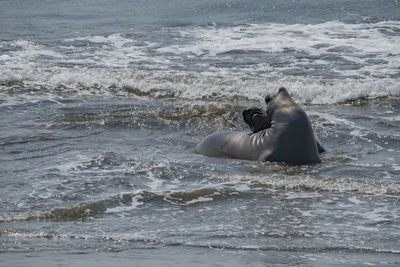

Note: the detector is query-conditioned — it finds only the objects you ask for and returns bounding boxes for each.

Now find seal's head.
[242,107,271,133]
[242,87,289,133]
[265,87,305,123]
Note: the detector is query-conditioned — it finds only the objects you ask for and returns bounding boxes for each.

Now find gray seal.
[242,104,325,154]
[196,87,323,164]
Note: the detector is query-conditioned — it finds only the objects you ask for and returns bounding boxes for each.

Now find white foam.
[185,197,214,205]
[223,173,400,196]
[105,193,143,213]
[157,21,400,78]
[64,34,162,68]
[1,66,399,106]
[146,170,165,190]
[0,40,64,68]
[1,21,400,104]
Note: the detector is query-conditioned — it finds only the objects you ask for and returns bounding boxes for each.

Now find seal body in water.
[242,105,325,154]
[196,87,323,164]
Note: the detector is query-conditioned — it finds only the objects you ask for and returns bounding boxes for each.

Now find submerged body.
[196,88,321,164]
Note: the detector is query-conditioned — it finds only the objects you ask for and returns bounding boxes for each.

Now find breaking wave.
[0,188,246,223]
[1,174,399,224]
[1,20,399,105]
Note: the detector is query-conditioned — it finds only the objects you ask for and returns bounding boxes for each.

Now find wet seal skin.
[242,103,325,154]
[196,87,324,164]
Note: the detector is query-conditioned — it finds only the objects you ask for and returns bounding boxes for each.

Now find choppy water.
[1,0,400,266]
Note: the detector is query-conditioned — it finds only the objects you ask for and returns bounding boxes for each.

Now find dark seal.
[196,87,324,164]
[242,103,325,154]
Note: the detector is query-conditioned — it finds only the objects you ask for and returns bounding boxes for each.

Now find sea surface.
[1,0,400,266]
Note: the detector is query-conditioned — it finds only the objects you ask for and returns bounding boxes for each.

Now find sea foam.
[1,21,399,104]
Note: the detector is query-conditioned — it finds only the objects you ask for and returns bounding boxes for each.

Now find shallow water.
[1,0,400,266]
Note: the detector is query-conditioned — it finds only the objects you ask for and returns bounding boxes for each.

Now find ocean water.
[1,0,400,266]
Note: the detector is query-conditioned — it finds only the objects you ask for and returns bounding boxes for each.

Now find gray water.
[1,0,400,266]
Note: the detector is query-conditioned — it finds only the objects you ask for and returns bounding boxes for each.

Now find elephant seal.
[242,105,325,154]
[195,87,323,164]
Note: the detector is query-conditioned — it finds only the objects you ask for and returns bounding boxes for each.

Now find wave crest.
[1,20,400,104]
[0,188,245,223]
